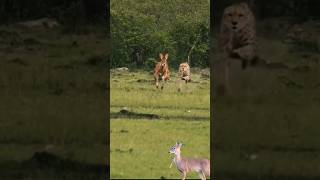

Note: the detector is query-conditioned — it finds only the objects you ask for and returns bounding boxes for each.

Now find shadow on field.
[111,109,209,121]
[0,151,108,180]
[111,109,160,119]
[112,105,209,111]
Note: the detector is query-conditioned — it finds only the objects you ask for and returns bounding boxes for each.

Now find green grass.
[110,70,210,179]
[212,28,320,179]
[0,25,108,179]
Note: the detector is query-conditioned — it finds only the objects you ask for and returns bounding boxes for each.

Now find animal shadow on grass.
[0,151,108,179]
[111,109,208,121]
[111,109,160,120]
[136,79,154,83]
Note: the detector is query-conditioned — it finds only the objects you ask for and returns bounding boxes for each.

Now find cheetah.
[177,62,191,92]
[218,2,257,94]
[220,2,257,67]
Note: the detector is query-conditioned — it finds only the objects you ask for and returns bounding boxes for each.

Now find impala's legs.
[178,78,183,92]
[198,171,202,179]
[161,76,165,90]
[182,171,187,180]
[200,171,206,180]
[155,76,159,88]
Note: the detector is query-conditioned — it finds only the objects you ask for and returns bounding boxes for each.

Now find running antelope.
[178,62,191,92]
[154,53,170,89]
[169,142,210,180]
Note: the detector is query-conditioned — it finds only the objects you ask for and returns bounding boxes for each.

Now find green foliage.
[111,0,210,69]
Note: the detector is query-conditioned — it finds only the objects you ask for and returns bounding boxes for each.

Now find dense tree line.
[111,0,210,69]
[0,0,107,25]
[1,0,318,69]
[213,0,320,25]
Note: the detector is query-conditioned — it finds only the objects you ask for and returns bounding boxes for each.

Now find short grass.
[110,70,210,179]
[0,25,108,179]
[212,25,320,179]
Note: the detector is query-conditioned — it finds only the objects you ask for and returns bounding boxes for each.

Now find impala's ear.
[164,53,169,60]
[159,53,163,59]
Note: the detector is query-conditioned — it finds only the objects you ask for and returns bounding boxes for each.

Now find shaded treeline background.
[0,0,108,32]
[213,0,320,25]
[111,0,210,69]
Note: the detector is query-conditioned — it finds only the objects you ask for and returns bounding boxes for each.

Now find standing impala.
[169,142,210,180]
[154,53,170,89]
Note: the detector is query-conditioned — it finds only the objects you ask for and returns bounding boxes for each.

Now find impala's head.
[159,53,169,68]
[169,142,183,155]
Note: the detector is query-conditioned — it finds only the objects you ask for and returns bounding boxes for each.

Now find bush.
[110,0,209,69]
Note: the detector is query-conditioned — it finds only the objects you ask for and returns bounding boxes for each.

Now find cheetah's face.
[180,65,188,72]
[223,3,252,32]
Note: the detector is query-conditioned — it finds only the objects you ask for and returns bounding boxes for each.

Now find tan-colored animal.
[169,142,210,180]
[154,53,170,89]
[218,2,256,94]
[178,62,191,92]
[220,2,256,63]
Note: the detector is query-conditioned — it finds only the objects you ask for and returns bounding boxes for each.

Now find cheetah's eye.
[227,13,232,17]
[239,14,244,17]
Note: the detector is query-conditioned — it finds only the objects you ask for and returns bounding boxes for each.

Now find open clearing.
[110,70,210,179]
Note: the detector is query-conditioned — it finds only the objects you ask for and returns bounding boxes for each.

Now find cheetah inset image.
[220,2,256,69]
[217,2,257,95]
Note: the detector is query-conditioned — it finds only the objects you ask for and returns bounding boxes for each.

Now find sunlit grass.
[110,70,210,179]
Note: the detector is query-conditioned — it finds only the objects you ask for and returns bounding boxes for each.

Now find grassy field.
[0,25,108,179]
[110,70,210,179]
[212,21,320,179]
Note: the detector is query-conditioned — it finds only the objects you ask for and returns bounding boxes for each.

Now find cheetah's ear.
[239,2,249,10]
